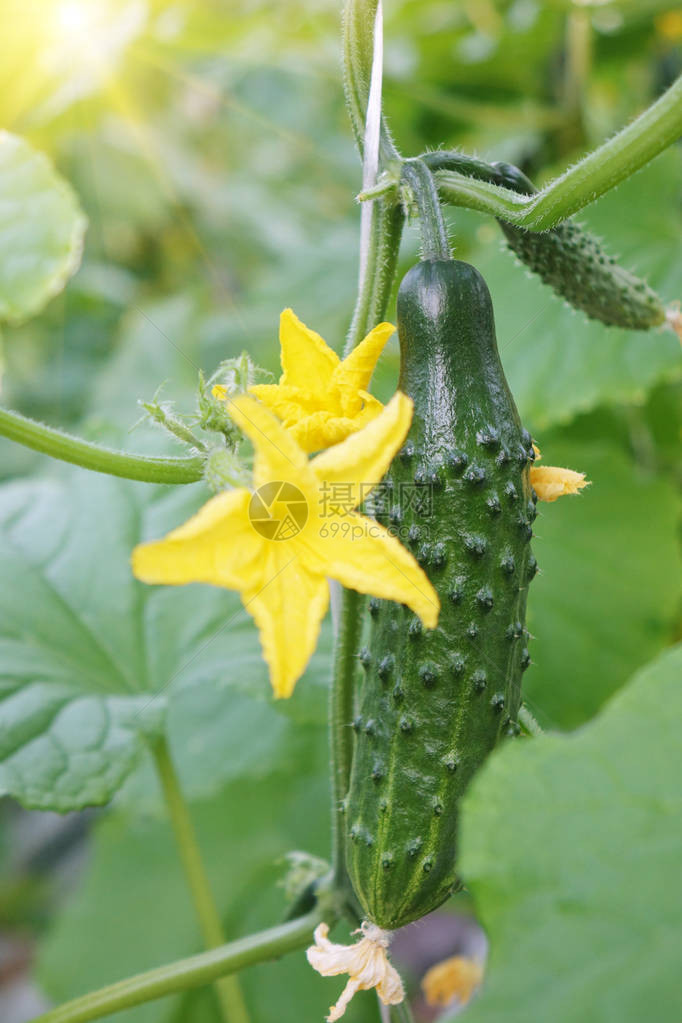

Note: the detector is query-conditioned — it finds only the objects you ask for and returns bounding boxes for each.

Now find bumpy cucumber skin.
[345,260,536,931]
[492,161,665,331]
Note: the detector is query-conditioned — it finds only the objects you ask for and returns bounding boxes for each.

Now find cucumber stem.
[32,910,323,1023]
[421,150,499,183]
[330,588,366,903]
[343,0,399,164]
[392,1001,417,1023]
[346,198,405,358]
[0,406,204,484]
[401,160,451,261]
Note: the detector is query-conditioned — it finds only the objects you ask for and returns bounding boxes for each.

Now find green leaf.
[524,440,681,729]
[456,643,682,1023]
[0,471,330,812]
[0,132,86,323]
[476,149,682,429]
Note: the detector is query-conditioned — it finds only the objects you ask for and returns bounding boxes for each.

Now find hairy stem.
[330,587,366,897]
[401,160,451,261]
[343,0,398,163]
[152,736,250,1023]
[32,910,322,1023]
[392,1000,417,1023]
[346,198,405,358]
[434,73,682,230]
[0,407,204,484]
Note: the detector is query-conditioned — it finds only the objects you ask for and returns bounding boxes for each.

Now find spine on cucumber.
[344,260,537,931]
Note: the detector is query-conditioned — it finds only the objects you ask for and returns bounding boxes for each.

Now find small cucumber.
[491,161,666,331]
[423,151,666,331]
[345,259,536,930]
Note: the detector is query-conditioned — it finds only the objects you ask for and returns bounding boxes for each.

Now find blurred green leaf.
[476,149,682,429]
[2,261,134,427]
[87,293,205,430]
[0,132,86,323]
[0,471,331,811]
[525,439,681,729]
[456,642,682,1023]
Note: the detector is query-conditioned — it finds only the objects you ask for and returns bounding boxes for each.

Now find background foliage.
[0,2,680,1021]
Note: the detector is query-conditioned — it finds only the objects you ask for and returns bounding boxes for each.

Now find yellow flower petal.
[249,383,324,421]
[421,955,484,1008]
[302,510,439,629]
[227,394,313,493]
[132,489,263,590]
[280,308,339,390]
[288,411,360,452]
[307,922,404,1022]
[331,321,394,415]
[356,390,384,417]
[244,546,329,699]
[530,464,589,502]
[310,393,413,508]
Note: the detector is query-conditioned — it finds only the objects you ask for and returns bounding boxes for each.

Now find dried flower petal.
[530,444,589,503]
[530,464,589,502]
[307,922,405,1021]
[665,303,682,342]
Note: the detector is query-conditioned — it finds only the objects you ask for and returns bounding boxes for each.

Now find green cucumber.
[422,151,666,331]
[491,161,666,331]
[344,259,536,930]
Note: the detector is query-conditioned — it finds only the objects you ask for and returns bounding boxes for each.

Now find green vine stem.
[32,909,323,1023]
[434,72,682,229]
[0,406,204,484]
[392,1000,417,1023]
[330,586,366,901]
[359,74,682,231]
[343,0,398,163]
[345,198,404,358]
[151,736,250,1023]
[401,160,451,261]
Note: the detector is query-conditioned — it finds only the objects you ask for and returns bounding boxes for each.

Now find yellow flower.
[307,922,405,1021]
[530,445,589,503]
[421,954,484,1008]
[239,307,394,452]
[132,393,439,698]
